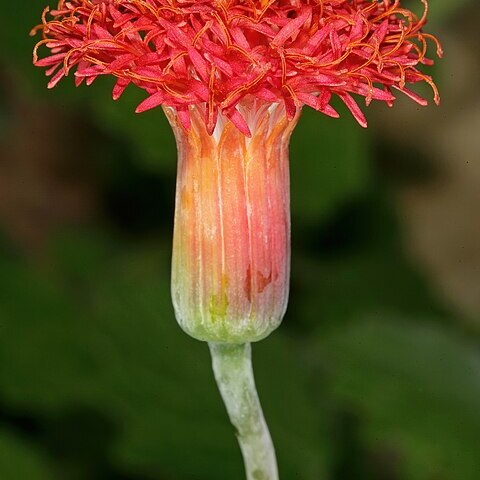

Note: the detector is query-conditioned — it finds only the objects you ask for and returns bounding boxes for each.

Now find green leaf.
[86,79,177,174]
[290,107,371,224]
[289,194,450,332]
[319,317,480,480]
[0,430,54,480]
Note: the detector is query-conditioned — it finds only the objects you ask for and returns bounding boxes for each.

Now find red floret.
[32,0,442,134]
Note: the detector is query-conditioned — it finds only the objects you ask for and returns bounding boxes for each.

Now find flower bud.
[167,103,298,343]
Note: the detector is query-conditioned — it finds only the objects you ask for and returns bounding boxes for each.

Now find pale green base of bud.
[174,310,283,344]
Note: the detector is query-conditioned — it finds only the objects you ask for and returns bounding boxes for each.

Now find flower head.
[32,1,442,343]
[33,0,442,135]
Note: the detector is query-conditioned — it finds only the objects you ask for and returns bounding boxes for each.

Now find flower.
[32,3,443,473]
[32,0,441,343]
[32,0,442,135]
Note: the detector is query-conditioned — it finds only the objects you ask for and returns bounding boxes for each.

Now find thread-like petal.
[32,0,441,131]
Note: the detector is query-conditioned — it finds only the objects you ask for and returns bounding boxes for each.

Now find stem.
[209,343,279,480]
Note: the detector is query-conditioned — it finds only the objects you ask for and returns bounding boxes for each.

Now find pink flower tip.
[32,0,442,132]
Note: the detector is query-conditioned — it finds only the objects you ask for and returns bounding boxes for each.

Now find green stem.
[209,343,279,480]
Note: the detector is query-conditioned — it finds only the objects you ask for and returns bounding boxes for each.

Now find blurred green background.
[1,1,479,479]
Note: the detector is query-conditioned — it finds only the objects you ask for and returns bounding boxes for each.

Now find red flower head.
[31,2,445,469]
[32,0,442,136]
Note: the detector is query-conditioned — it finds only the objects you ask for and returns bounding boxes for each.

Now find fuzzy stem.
[209,342,279,480]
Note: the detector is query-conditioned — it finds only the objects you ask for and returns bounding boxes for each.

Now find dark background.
[0,1,479,479]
